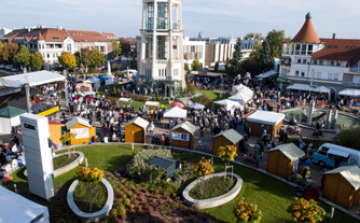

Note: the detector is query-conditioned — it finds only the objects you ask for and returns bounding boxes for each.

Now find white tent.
[145,101,160,107]
[119,98,133,103]
[163,106,187,119]
[85,77,101,90]
[339,88,360,97]
[214,99,243,110]
[0,106,27,134]
[228,86,253,103]
[287,84,312,91]
[256,70,277,79]
[317,86,331,94]
[0,70,65,87]
[0,186,50,223]
[83,91,96,96]
[187,103,205,110]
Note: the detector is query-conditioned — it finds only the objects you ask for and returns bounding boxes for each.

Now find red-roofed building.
[280,13,360,98]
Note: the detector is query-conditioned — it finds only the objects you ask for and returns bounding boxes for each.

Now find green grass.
[53,153,79,170]
[73,181,107,213]
[189,176,236,200]
[196,89,230,101]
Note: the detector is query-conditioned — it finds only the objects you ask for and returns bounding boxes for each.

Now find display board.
[171,132,190,141]
[70,128,89,139]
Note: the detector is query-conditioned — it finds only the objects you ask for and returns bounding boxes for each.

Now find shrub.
[129,204,135,210]
[338,127,360,151]
[124,198,131,206]
[234,198,262,223]
[183,83,196,96]
[110,209,118,219]
[218,145,238,163]
[287,198,326,223]
[88,67,98,74]
[192,94,213,108]
[127,191,133,197]
[148,206,154,212]
[119,208,127,221]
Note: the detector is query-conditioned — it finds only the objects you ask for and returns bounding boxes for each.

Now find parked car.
[313,143,360,168]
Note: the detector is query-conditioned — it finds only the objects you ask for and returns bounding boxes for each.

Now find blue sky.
[1,0,359,39]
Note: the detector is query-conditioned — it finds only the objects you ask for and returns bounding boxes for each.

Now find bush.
[287,198,326,223]
[234,198,262,223]
[183,83,196,96]
[129,94,148,101]
[338,127,360,151]
[192,94,213,108]
[88,67,98,74]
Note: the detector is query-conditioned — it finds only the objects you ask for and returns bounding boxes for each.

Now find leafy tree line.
[59,47,105,72]
[0,42,45,70]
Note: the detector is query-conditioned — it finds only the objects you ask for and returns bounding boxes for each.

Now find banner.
[70,128,89,139]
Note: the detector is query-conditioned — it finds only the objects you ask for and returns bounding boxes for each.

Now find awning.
[277,77,290,84]
[145,101,160,107]
[328,148,350,158]
[256,70,277,79]
[0,71,65,87]
[164,106,187,119]
[287,84,330,94]
[339,88,360,97]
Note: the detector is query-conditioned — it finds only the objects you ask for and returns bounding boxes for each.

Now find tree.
[13,45,31,68]
[218,145,237,180]
[191,57,202,71]
[231,38,243,75]
[58,52,76,70]
[214,62,219,72]
[74,48,92,70]
[287,198,326,222]
[90,48,105,68]
[1,42,19,64]
[265,29,285,58]
[249,41,263,62]
[243,33,264,40]
[338,127,360,151]
[74,167,104,212]
[258,41,274,72]
[194,157,214,195]
[241,59,260,77]
[131,57,137,69]
[184,63,189,71]
[234,198,263,223]
[111,40,122,58]
[30,52,45,70]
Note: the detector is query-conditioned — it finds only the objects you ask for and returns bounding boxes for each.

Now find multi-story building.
[1,26,112,70]
[0,27,14,36]
[280,13,360,97]
[182,37,206,68]
[137,0,185,97]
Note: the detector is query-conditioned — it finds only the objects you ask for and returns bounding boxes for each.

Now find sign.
[171,132,190,141]
[70,128,89,139]
[277,77,290,84]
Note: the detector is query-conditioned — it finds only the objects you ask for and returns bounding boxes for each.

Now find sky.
[1,0,359,39]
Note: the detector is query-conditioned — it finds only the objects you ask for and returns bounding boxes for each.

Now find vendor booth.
[85,77,101,91]
[145,101,161,108]
[125,117,149,143]
[65,117,96,145]
[48,120,65,145]
[246,111,285,139]
[229,84,253,103]
[171,121,196,150]
[0,186,50,223]
[98,75,113,86]
[0,106,27,134]
[164,106,187,119]
[212,129,243,155]
[266,143,305,179]
[75,83,93,92]
[338,88,360,97]
[323,166,360,209]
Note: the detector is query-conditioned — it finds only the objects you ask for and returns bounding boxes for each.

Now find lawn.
[53,153,79,170]
[196,89,229,101]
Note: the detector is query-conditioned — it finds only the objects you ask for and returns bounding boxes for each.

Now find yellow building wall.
[69,124,96,145]
[49,124,65,145]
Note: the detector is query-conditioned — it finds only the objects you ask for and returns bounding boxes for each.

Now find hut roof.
[148,155,178,169]
[48,120,64,126]
[0,106,26,118]
[171,121,197,135]
[325,166,360,190]
[269,143,305,161]
[66,117,91,129]
[246,110,285,125]
[125,117,149,129]
[213,129,243,144]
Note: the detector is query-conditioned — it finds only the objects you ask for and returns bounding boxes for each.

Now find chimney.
[27,27,31,32]
[57,25,63,30]
[332,33,336,39]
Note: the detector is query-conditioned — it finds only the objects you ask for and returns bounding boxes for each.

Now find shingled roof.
[291,13,320,43]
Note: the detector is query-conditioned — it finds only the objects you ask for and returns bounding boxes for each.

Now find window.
[301,72,305,77]
[157,2,168,29]
[53,53,55,58]
[352,76,360,85]
[328,45,333,49]
[334,73,339,81]
[297,59,301,64]
[145,36,153,59]
[313,59,318,65]
[173,69,179,76]
[295,71,299,76]
[47,53,50,58]
[319,60,323,65]
[146,3,154,30]
[330,61,335,66]
[316,72,322,79]
[38,44,41,49]
[334,45,338,49]
[336,61,341,66]
[156,36,167,59]
[302,59,307,64]
[328,73,333,80]
[100,46,104,52]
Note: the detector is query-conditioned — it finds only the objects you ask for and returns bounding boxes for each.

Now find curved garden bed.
[67,178,114,222]
[183,172,243,209]
[24,151,84,178]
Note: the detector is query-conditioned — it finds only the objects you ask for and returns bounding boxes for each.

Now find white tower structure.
[138,0,185,97]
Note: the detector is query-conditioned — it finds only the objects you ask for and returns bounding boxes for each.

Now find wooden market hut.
[212,129,243,155]
[323,166,360,209]
[266,143,305,179]
[48,120,65,145]
[148,155,180,179]
[171,121,196,150]
[65,117,96,145]
[124,117,149,143]
[246,111,285,139]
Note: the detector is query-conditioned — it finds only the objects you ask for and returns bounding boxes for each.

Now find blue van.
[313,143,360,168]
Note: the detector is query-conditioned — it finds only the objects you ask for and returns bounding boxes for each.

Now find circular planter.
[24,151,84,178]
[183,172,243,209]
[67,178,114,222]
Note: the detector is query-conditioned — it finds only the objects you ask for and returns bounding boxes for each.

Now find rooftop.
[291,13,320,43]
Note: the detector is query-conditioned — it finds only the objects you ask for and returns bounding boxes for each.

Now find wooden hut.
[171,121,196,150]
[48,120,65,145]
[125,117,149,143]
[266,143,305,179]
[212,129,243,155]
[246,111,285,139]
[323,166,360,209]
[66,117,96,145]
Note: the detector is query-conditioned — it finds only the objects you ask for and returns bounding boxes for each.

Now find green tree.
[30,52,45,70]
[243,33,264,40]
[1,42,19,64]
[90,48,105,68]
[214,62,219,72]
[231,38,243,74]
[249,41,263,62]
[13,45,31,68]
[191,57,202,71]
[258,41,274,72]
[130,57,137,69]
[75,48,92,70]
[184,63,189,71]
[111,40,122,58]
[265,29,285,58]
[58,52,77,70]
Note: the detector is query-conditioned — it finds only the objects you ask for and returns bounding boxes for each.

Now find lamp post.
[80,43,85,80]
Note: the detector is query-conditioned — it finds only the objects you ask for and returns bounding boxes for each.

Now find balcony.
[343,80,360,87]
[156,59,167,64]
[350,67,360,73]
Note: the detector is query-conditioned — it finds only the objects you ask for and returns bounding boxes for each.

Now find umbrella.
[187,103,205,110]
[171,102,185,108]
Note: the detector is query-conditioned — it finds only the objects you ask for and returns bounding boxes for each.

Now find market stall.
[246,110,285,139]
[214,99,243,111]
[171,121,196,150]
[65,117,96,145]
[0,106,27,134]
[85,77,101,91]
[163,106,187,119]
[323,165,360,209]
[124,117,149,143]
[338,88,360,97]
[48,120,65,145]
[266,143,305,179]
[75,83,93,92]
[212,129,243,155]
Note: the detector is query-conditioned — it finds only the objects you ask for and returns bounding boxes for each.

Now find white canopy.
[163,106,187,119]
[119,98,133,103]
[246,110,285,125]
[188,103,205,110]
[0,186,50,223]
[228,86,253,103]
[287,84,330,94]
[85,77,101,90]
[145,101,160,107]
[339,88,360,97]
[256,70,277,79]
[214,99,243,111]
[0,71,65,87]
[83,91,96,96]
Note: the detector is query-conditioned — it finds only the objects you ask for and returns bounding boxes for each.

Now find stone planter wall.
[67,178,114,222]
[183,172,243,209]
